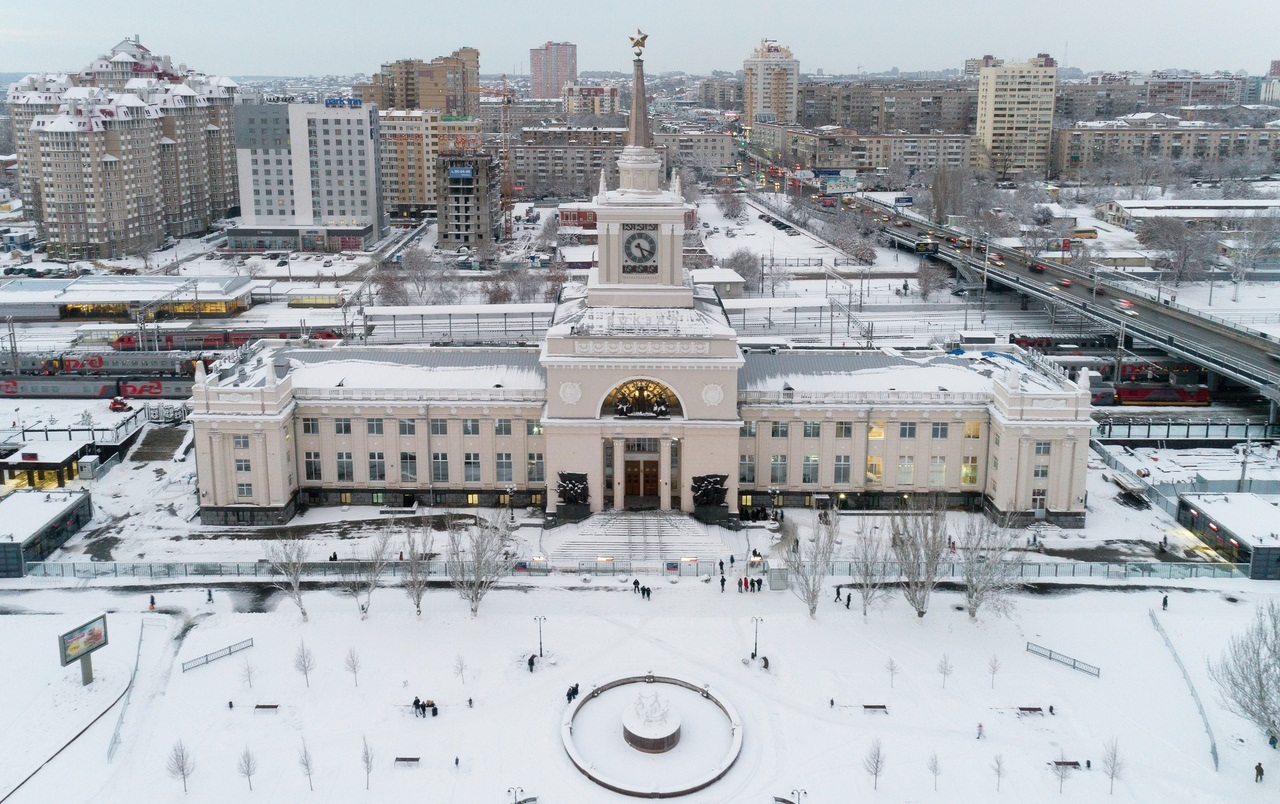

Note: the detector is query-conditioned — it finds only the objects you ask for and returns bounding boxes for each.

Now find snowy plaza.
[1,569,1277,803]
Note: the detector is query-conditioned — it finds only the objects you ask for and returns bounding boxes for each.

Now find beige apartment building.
[563,85,620,117]
[191,50,1092,530]
[851,133,973,173]
[1052,117,1280,177]
[9,37,239,259]
[652,129,736,170]
[796,83,977,134]
[354,49,480,117]
[974,55,1057,177]
[378,110,481,218]
[743,40,799,130]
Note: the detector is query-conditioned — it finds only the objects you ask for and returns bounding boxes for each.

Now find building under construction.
[436,153,503,250]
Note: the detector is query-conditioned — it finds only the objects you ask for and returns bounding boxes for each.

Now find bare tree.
[992,754,1006,792]
[544,258,571,302]
[885,657,900,688]
[927,752,942,791]
[454,654,468,685]
[535,214,560,249]
[1137,218,1217,286]
[166,739,196,794]
[958,517,1024,620]
[890,497,950,619]
[916,262,948,301]
[722,248,760,293]
[987,654,1001,690]
[1210,599,1280,737]
[849,526,892,619]
[237,745,258,791]
[937,654,954,689]
[784,510,841,619]
[266,538,310,622]
[765,259,794,297]
[298,738,315,791]
[446,514,515,615]
[341,530,394,619]
[716,190,745,220]
[1227,211,1280,301]
[481,273,514,304]
[508,264,546,303]
[1101,738,1124,794]
[862,739,887,790]
[240,658,256,689]
[1051,749,1075,794]
[360,735,375,790]
[403,524,433,617]
[374,268,410,306]
[294,640,316,688]
[678,167,702,204]
[344,648,361,687]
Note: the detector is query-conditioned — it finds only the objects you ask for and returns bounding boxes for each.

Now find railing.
[294,388,547,403]
[1026,641,1101,677]
[1149,610,1219,771]
[24,558,1246,582]
[738,389,991,406]
[181,638,254,673]
[107,619,151,761]
[1093,419,1280,442]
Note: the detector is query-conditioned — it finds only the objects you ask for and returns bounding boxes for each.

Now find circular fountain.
[561,674,742,798]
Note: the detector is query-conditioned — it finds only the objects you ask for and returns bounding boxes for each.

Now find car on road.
[895,220,912,227]
[1116,299,1135,309]
[990,259,1005,267]
[1058,278,1073,288]
[1029,264,1045,273]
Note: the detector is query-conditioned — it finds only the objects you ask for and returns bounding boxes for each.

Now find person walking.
[413,696,422,717]
[566,687,573,704]
[148,594,156,611]
[835,587,842,603]
[845,595,851,610]
[528,655,536,673]
[729,555,735,568]
[1162,594,1169,611]
[719,560,725,574]
[720,575,726,592]
[977,723,985,740]
[1257,762,1265,783]
[633,579,640,594]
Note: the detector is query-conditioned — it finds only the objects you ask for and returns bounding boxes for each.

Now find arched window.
[602,379,682,419]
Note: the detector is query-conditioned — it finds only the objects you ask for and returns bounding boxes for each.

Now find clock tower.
[586,33,693,308]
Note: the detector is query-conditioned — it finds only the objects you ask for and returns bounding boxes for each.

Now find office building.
[743,40,799,130]
[8,36,239,260]
[226,100,384,252]
[974,55,1057,177]
[531,41,578,99]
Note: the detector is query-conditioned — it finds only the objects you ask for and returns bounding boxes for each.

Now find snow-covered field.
[1,574,1276,803]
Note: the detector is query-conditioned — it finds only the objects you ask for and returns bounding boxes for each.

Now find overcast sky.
[3,0,1275,78]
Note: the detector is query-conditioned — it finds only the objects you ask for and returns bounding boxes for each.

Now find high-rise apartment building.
[963,55,1004,78]
[8,36,238,260]
[743,40,799,131]
[530,42,577,99]
[697,79,743,111]
[437,152,502,248]
[353,49,480,116]
[226,100,384,252]
[974,55,1057,177]
[563,85,620,117]
[378,109,481,219]
[796,83,977,134]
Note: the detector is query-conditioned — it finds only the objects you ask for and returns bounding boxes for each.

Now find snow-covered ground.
[1,573,1276,803]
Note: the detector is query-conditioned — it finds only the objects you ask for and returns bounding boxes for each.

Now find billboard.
[914,241,939,254]
[59,615,108,666]
[448,167,474,179]
[894,196,914,206]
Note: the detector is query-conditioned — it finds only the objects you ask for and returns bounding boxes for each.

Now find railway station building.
[189,50,1094,529]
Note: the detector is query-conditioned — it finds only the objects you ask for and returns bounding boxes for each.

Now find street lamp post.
[533,616,546,658]
[507,787,524,803]
[790,789,808,803]
[506,483,517,523]
[751,616,763,658]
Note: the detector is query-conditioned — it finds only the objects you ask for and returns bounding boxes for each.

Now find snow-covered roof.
[0,440,92,466]
[0,490,88,545]
[1179,492,1280,549]
[560,307,733,338]
[689,267,745,284]
[0,275,253,306]
[277,347,546,395]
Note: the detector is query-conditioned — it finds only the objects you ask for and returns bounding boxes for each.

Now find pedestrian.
[739,578,744,593]
[412,696,421,716]
[720,575,726,592]
[1049,705,1055,715]
[206,589,212,603]
[1270,734,1278,750]
[835,587,842,602]
[1257,762,1265,783]
[719,560,725,574]
[455,756,459,770]
[729,555,735,568]
[572,683,579,699]
[566,687,573,704]
[755,578,762,592]
[1162,594,1168,611]
[149,594,155,611]
[645,586,652,600]
[977,723,985,739]
[633,579,640,594]
[528,655,536,673]
[845,595,851,610]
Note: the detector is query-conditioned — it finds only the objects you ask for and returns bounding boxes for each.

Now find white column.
[613,437,626,510]
[659,436,672,511]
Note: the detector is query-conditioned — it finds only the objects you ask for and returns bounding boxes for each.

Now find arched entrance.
[601,380,683,510]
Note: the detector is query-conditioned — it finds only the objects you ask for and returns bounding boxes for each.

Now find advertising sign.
[824,177,860,194]
[448,167,474,179]
[914,241,939,254]
[323,98,362,108]
[894,196,914,206]
[59,615,108,667]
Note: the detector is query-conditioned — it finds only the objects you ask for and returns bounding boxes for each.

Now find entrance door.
[624,460,659,509]
[625,461,644,498]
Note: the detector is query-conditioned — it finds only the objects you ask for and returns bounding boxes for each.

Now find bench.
[1053,760,1082,769]
[862,704,888,713]
[1017,706,1044,715]
[254,704,279,712]
[394,757,420,766]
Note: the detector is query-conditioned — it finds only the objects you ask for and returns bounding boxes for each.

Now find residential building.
[1054,83,1147,123]
[796,83,977,134]
[352,49,480,116]
[963,55,1003,78]
[378,110,481,219]
[1143,73,1247,110]
[850,133,973,173]
[437,152,502,248]
[477,97,563,134]
[1051,115,1280,178]
[697,79,743,111]
[743,40,799,130]
[511,127,668,197]
[9,36,239,260]
[190,48,1092,529]
[652,129,735,170]
[563,85,620,117]
[751,123,856,170]
[226,100,384,252]
[530,42,577,99]
[974,55,1057,177]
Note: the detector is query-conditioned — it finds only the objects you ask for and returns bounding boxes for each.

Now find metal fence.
[1026,641,1101,677]
[1148,610,1219,771]
[23,558,1245,582]
[181,638,254,672]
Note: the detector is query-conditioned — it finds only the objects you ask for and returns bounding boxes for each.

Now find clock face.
[623,231,658,267]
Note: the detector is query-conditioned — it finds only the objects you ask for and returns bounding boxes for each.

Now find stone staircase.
[547,511,730,562]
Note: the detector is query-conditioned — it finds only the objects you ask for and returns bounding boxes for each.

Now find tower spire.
[627,29,651,149]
